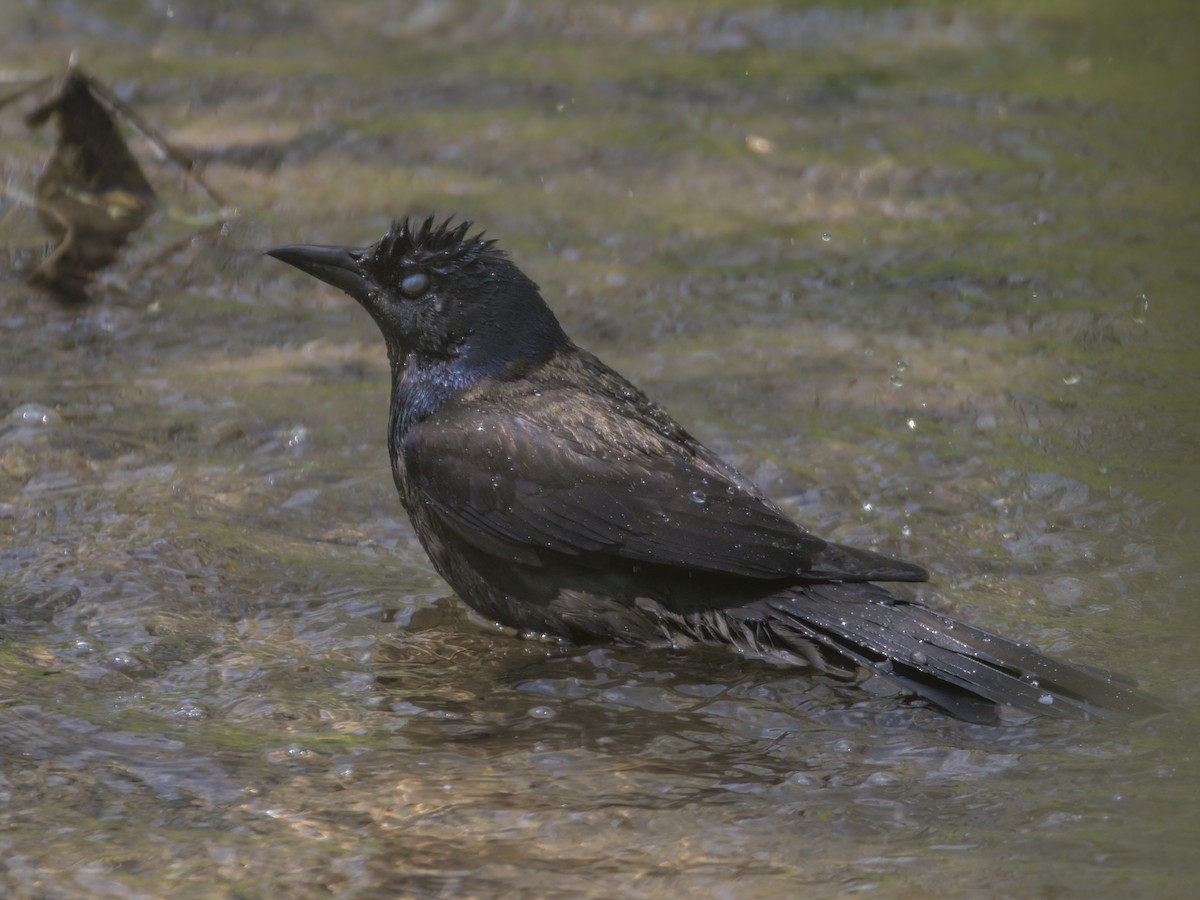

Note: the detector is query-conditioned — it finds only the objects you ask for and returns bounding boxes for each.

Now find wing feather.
[401,381,926,583]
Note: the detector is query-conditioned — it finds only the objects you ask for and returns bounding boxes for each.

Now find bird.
[267,215,1164,724]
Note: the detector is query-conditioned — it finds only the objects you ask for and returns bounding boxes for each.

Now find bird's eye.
[399,272,429,297]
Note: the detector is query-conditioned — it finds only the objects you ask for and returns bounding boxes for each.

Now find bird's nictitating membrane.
[268,215,1163,725]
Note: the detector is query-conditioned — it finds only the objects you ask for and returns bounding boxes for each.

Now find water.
[3,1,1199,897]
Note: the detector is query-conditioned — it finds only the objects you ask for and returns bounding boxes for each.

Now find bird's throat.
[388,353,476,439]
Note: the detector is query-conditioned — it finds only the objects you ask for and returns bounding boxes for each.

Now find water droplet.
[901,525,911,537]
[889,374,904,387]
[1132,293,1148,324]
[1062,374,1081,385]
[861,502,873,512]
[529,705,556,719]
[689,490,706,504]
[895,360,908,372]
[821,231,832,242]
[906,418,917,430]
[911,650,928,665]
[10,403,60,425]
[174,700,208,720]
[1038,693,1055,705]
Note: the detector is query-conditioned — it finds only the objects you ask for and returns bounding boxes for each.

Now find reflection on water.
[2,1,1198,896]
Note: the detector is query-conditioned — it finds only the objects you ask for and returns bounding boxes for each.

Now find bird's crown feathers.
[373,214,503,274]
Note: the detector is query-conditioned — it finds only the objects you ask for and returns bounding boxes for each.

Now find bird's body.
[268,216,1163,724]
[390,344,922,638]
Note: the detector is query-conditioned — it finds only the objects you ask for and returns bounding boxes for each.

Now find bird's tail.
[748,583,1164,724]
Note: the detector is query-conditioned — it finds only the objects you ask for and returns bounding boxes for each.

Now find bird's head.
[267,216,569,380]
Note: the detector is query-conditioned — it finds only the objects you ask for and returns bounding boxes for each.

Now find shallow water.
[2,1,1198,897]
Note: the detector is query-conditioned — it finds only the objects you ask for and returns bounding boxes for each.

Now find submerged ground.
[2,1,1198,896]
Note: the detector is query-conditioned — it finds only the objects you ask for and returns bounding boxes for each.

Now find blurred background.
[2,2,1197,896]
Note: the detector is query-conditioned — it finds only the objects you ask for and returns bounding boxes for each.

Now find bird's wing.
[400,397,926,583]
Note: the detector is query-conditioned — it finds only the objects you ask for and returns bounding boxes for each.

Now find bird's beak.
[266,243,374,299]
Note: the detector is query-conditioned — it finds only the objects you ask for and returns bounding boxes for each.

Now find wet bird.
[268,215,1163,724]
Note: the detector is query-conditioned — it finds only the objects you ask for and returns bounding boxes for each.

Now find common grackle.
[268,216,1163,724]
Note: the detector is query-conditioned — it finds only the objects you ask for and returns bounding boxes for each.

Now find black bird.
[268,216,1162,724]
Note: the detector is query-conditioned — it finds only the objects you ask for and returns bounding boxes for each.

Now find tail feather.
[762,583,1165,724]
